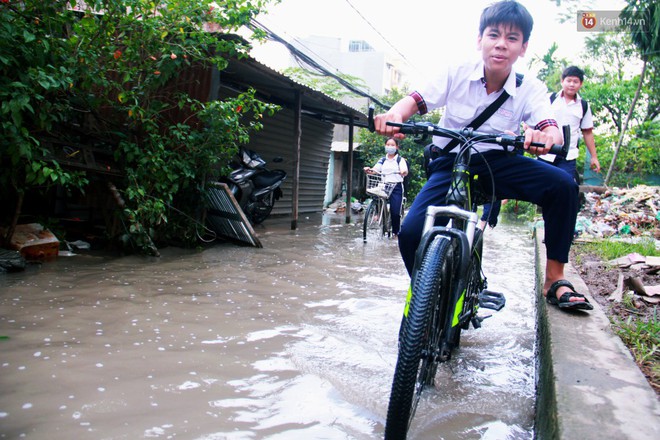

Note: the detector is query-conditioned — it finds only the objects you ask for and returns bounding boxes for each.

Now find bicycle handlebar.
[364,170,401,176]
[367,106,570,157]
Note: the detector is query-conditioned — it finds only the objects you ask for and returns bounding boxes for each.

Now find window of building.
[348,40,374,53]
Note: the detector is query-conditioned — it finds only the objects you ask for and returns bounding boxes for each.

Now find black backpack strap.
[423,73,523,177]
[438,74,522,156]
[437,89,511,155]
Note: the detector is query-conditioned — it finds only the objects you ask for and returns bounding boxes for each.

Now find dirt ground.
[568,185,659,394]
[570,248,659,394]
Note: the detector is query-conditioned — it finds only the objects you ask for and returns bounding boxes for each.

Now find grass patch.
[612,310,660,389]
[573,236,659,391]
[574,236,659,261]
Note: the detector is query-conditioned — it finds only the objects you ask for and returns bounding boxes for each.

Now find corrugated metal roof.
[219,52,369,128]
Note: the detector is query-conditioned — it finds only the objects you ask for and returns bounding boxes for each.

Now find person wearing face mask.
[363,137,409,238]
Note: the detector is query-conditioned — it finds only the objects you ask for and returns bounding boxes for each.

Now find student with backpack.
[539,66,600,181]
[363,137,408,238]
[480,66,600,229]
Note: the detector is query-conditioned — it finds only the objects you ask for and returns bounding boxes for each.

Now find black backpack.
[377,155,410,194]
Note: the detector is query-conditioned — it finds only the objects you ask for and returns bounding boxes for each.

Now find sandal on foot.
[546,280,593,311]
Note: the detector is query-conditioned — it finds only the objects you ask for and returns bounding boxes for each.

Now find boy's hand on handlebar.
[374,112,405,138]
[371,96,418,137]
[522,127,554,156]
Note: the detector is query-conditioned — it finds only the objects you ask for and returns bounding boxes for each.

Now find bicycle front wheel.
[385,235,458,439]
[363,198,383,242]
[382,201,392,238]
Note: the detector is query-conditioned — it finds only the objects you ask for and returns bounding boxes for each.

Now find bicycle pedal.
[478,290,506,311]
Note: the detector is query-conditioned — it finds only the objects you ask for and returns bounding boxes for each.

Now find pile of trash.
[576,185,659,240]
[606,252,660,305]
[325,195,364,214]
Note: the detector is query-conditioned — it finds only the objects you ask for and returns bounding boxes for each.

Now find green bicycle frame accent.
[452,290,466,327]
[403,284,413,318]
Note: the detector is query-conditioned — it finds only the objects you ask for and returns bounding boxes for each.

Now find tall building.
[291,35,406,109]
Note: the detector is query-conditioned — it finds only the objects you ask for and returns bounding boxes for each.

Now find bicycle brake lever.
[413,133,429,144]
[368,106,375,132]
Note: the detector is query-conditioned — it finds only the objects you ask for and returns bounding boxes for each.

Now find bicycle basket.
[366,173,395,198]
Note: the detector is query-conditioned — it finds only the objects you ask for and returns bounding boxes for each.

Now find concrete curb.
[533,227,660,439]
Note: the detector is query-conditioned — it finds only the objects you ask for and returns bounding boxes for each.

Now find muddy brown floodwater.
[1,213,538,439]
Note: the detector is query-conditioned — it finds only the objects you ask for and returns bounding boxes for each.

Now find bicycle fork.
[417,206,506,338]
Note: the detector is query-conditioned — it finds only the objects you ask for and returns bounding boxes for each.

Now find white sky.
[248,0,627,86]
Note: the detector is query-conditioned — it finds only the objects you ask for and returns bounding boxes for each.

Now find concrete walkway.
[533,227,660,439]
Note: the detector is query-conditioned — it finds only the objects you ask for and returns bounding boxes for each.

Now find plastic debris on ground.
[577,185,659,241]
[577,185,660,304]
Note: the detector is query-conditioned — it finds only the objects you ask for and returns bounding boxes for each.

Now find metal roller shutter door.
[245,109,334,216]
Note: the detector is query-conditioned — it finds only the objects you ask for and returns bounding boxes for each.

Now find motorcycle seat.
[253,169,286,188]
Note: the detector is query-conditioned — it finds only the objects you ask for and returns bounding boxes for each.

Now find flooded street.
[1,213,537,439]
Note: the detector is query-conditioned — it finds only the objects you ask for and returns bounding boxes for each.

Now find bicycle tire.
[382,201,392,238]
[363,198,383,242]
[385,236,458,439]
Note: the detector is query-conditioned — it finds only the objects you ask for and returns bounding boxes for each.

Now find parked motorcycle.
[223,148,287,225]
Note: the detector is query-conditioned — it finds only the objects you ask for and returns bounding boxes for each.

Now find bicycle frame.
[368,107,570,440]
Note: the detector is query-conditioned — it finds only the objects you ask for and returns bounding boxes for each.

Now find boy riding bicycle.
[374,0,592,311]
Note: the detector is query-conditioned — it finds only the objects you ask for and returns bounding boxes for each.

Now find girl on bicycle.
[364,137,408,238]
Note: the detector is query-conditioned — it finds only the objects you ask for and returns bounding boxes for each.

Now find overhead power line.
[249,19,389,110]
[343,0,415,68]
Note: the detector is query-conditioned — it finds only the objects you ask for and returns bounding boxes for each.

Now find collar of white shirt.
[468,61,521,97]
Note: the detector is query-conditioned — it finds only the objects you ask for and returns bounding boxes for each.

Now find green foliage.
[498,199,538,222]
[0,2,89,203]
[589,122,660,187]
[281,67,367,100]
[0,0,279,252]
[531,28,659,185]
[621,0,660,63]
[529,42,567,84]
[574,236,659,261]
[612,311,659,384]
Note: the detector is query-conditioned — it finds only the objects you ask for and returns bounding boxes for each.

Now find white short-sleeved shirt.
[415,60,555,154]
[539,91,593,162]
[373,155,407,183]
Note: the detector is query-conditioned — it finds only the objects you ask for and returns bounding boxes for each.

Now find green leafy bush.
[0,0,278,253]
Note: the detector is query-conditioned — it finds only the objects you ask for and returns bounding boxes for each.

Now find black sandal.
[546,279,593,311]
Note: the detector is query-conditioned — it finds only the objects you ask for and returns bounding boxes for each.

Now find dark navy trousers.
[398,151,578,276]
[539,157,579,183]
[388,182,404,235]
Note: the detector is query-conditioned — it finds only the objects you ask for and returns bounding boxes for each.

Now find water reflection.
[0,213,536,439]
